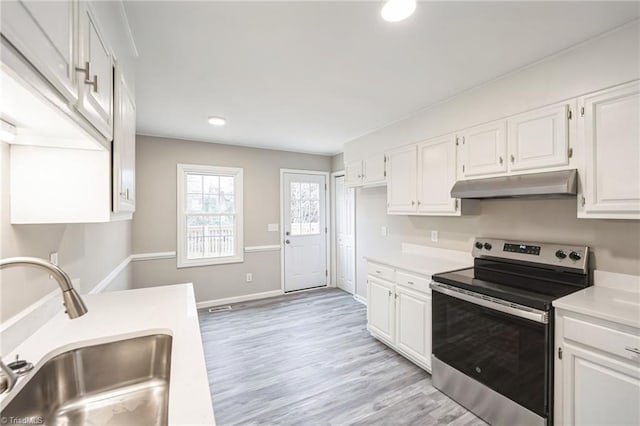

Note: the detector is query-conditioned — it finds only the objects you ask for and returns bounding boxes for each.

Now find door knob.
[285,231,290,236]
[285,240,290,244]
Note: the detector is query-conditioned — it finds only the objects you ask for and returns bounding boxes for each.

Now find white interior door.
[283,172,327,292]
[335,175,355,294]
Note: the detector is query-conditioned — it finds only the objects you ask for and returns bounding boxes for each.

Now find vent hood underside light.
[450,169,578,199]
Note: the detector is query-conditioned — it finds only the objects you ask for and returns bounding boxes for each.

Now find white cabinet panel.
[1,0,77,102]
[579,81,640,219]
[363,153,386,186]
[507,104,570,172]
[395,287,431,368]
[113,72,136,213]
[77,2,113,139]
[417,134,458,214]
[460,120,507,177]
[561,344,640,426]
[345,160,363,187]
[367,277,395,343]
[386,146,417,213]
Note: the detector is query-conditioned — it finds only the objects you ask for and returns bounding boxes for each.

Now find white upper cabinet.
[344,160,363,187]
[76,2,114,140]
[417,134,458,214]
[1,0,78,102]
[460,119,507,178]
[578,81,640,219]
[113,71,136,214]
[507,103,571,172]
[386,145,417,213]
[345,154,386,187]
[362,153,386,186]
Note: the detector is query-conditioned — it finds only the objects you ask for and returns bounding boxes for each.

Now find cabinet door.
[344,161,363,187]
[367,278,395,343]
[507,103,570,172]
[460,120,507,177]
[579,81,640,218]
[77,2,113,139]
[395,286,431,368]
[362,153,386,186]
[417,134,458,214]
[1,0,77,102]
[560,343,640,426]
[386,146,417,213]
[113,73,136,213]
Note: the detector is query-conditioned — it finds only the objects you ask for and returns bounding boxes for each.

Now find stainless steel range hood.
[450,169,577,199]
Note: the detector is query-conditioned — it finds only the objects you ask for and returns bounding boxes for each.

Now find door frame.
[330,170,356,293]
[279,169,331,293]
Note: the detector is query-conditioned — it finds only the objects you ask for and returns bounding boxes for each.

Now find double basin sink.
[1,334,172,425]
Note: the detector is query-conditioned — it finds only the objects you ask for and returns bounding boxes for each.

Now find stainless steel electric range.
[431,238,591,426]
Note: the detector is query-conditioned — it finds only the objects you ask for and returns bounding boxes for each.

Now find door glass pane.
[290,181,320,236]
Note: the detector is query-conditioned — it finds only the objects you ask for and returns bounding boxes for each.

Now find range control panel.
[472,238,589,273]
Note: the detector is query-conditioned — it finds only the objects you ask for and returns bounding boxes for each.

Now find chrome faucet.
[0,257,88,394]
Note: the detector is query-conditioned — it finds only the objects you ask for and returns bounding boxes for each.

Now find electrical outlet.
[246,273,253,283]
[381,226,387,237]
[431,231,439,242]
[268,223,279,232]
[49,252,58,279]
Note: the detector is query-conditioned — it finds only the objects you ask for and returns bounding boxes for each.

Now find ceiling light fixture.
[381,0,416,22]
[208,116,227,127]
[0,118,17,142]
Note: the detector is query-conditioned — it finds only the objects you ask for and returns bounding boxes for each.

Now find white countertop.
[0,284,216,425]
[554,285,640,329]
[365,245,472,277]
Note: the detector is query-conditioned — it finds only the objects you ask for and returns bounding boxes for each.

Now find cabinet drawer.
[396,271,430,293]
[564,316,640,363]
[368,262,395,282]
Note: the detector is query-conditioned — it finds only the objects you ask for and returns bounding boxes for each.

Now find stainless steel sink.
[1,334,172,426]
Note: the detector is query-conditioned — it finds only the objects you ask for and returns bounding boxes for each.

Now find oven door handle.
[430,282,549,324]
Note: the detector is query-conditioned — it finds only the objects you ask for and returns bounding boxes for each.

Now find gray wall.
[131,135,332,302]
[354,186,640,298]
[0,142,132,322]
[347,23,640,298]
[331,153,344,172]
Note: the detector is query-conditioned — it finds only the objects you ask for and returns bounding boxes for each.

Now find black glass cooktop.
[432,260,590,311]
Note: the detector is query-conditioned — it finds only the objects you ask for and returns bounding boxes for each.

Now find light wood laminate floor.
[199,288,485,426]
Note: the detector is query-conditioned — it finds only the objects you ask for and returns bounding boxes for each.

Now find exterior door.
[283,172,327,292]
[335,175,355,294]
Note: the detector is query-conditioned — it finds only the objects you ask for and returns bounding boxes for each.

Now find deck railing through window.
[187,225,234,258]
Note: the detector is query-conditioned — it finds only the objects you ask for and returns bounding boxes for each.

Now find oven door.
[431,283,550,418]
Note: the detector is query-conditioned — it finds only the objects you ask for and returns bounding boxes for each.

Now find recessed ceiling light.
[0,118,17,142]
[208,116,227,126]
[381,0,416,22]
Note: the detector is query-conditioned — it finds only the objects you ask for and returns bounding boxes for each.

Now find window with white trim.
[177,164,243,267]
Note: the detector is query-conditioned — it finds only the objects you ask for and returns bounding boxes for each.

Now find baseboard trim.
[130,251,177,261]
[244,245,281,253]
[196,289,284,309]
[354,294,367,306]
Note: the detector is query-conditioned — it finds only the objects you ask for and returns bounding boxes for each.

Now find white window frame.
[177,163,244,268]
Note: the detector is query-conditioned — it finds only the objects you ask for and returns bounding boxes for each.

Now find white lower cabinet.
[395,286,431,368]
[367,277,395,342]
[555,310,640,426]
[367,262,432,371]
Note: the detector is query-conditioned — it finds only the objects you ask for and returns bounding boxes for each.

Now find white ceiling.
[125,1,639,155]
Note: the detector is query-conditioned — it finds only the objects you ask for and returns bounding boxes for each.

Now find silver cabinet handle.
[625,346,640,355]
[119,188,130,201]
[411,201,415,206]
[407,281,414,285]
[285,240,290,244]
[75,62,98,92]
[417,201,421,206]
[388,290,392,296]
[375,270,382,274]
[510,154,515,163]
[499,156,504,165]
